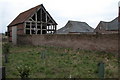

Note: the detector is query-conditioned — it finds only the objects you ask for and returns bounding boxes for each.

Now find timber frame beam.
[24,6,57,35]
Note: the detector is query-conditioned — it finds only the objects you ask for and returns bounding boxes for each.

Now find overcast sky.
[0,0,119,33]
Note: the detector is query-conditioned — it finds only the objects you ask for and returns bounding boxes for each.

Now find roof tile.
[8,5,41,27]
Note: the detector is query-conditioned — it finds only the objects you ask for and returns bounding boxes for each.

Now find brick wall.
[17,24,24,35]
[17,34,118,54]
[8,23,24,42]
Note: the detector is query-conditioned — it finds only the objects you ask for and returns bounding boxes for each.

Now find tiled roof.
[8,4,57,27]
[8,5,40,27]
[57,20,94,34]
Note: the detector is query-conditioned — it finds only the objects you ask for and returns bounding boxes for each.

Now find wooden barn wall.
[17,34,118,54]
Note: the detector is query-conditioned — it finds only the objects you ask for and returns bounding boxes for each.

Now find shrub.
[16,65,31,79]
[3,43,10,54]
[3,43,10,63]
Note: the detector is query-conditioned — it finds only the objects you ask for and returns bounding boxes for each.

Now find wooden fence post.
[1,67,6,80]
[98,62,105,78]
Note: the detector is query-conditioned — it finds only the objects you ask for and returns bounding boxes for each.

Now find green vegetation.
[16,64,31,79]
[3,43,11,63]
[2,45,118,78]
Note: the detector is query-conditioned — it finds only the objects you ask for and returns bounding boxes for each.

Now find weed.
[3,45,118,78]
[16,64,31,79]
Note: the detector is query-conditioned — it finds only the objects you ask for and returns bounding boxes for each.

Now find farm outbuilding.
[7,4,57,44]
[94,17,118,34]
[56,20,94,34]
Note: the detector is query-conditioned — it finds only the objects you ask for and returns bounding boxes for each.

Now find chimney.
[118,1,120,23]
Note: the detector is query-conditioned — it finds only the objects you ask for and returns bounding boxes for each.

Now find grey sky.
[0,0,119,33]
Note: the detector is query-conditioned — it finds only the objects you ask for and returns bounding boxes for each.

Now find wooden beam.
[35,12,37,21]
[51,25,52,34]
[35,13,37,34]
[30,18,34,21]
[30,22,32,35]
[25,21,54,24]
[47,26,49,33]
[53,25,54,30]
[51,25,52,30]
[55,25,57,33]
[35,22,37,35]
[46,24,47,33]
[41,7,55,24]
[46,13,47,23]
[41,23,42,34]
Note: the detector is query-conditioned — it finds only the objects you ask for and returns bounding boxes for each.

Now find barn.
[56,20,94,34]
[7,4,57,44]
[94,17,118,34]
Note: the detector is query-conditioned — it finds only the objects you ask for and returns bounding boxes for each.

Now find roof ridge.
[110,17,118,22]
[20,4,41,14]
[8,4,57,27]
[100,17,118,23]
[68,20,86,23]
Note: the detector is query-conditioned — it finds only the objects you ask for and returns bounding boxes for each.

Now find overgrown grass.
[2,45,118,78]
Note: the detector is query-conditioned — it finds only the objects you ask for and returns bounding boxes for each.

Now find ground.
[2,45,118,78]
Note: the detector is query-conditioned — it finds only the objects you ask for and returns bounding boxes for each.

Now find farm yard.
[1,0,119,79]
[2,44,118,78]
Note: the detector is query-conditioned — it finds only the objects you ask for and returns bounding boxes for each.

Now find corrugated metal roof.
[8,4,57,27]
[57,20,94,34]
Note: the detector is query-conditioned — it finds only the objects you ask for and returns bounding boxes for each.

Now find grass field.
[2,45,118,78]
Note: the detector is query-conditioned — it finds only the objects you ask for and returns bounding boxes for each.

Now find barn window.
[26,30,30,34]
[31,30,35,34]
[26,25,30,28]
[37,23,41,29]
[42,30,47,34]
[37,30,41,34]
[26,22,30,28]
[32,22,36,28]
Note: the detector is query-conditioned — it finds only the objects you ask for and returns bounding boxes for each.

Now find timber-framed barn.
[7,4,57,43]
